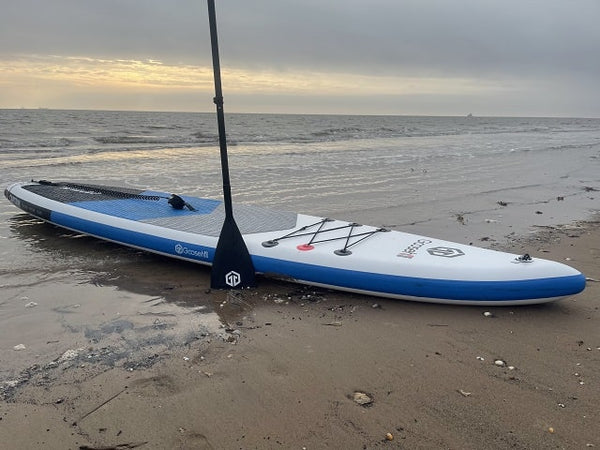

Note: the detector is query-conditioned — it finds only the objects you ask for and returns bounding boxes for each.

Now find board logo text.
[174,243,209,260]
[397,239,433,258]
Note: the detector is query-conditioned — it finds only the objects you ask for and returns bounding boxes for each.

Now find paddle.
[207,0,256,289]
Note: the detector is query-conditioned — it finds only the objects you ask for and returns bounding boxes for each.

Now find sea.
[2,109,599,236]
[1,109,599,383]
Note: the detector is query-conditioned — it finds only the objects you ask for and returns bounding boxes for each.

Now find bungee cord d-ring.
[262,218,389,256]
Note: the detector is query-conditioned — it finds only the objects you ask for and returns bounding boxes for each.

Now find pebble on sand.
[352,391,373,406]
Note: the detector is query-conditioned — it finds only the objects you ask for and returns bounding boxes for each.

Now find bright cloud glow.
[0,54,509,112]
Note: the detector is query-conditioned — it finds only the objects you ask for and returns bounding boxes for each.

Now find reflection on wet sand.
[1,215,269,395]
[3,212,332,396]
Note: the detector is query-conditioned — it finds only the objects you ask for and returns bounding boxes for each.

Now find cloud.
[1,1,599,115]
[3,55,208,88]
[3,1,599,77]
[0,54,519,110]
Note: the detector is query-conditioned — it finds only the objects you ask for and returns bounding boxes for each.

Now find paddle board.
[5,180,586,305]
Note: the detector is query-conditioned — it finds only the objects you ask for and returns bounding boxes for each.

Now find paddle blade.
[210,216,256,289]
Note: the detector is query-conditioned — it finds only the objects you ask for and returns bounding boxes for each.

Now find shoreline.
[1,216,598,449]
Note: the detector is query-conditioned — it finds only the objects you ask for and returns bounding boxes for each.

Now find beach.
[0,216,598,449]
[1,110,599,448]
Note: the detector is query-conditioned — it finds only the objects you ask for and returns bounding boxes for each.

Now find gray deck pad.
[24,181,299,237]
[143,203,298,237]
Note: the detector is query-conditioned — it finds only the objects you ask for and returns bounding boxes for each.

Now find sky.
[1,0,599,117]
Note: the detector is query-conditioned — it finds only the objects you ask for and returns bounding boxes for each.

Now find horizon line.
[2,107,598,120]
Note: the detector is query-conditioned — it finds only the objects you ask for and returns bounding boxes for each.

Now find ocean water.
[1,109,599,381]
[2,109,599,221]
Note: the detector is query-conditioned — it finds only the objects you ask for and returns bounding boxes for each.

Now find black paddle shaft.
[208,0,233,218]
[207,0,256,289]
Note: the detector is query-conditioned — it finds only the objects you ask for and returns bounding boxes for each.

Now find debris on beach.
[352,391,373,406]
[24,301,38,308]
[483,311,494,317]
[13,344,26,351]
[494,359,506,367]
[497,201,508,206]
[58,348,81,364]
[224,334,238,344]
[455,213,467,225]
[458,389,472,397]
[285,286,326,304]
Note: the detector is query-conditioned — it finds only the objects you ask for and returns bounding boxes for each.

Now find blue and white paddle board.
[5,180,586,305]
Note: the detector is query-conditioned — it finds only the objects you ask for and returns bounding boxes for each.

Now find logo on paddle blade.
[427,246,465,258]
[225,271,241,287]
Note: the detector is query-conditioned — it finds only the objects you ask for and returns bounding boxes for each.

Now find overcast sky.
[1,0,599,116]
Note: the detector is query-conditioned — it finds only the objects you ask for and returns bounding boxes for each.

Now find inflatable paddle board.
[5,180,586,305]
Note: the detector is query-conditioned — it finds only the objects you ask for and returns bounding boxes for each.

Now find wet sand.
[1,219,599,449]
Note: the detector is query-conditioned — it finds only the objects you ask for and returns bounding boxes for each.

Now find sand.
[1,220,599,449]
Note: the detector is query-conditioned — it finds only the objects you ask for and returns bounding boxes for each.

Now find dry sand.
[1,220,599,449]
